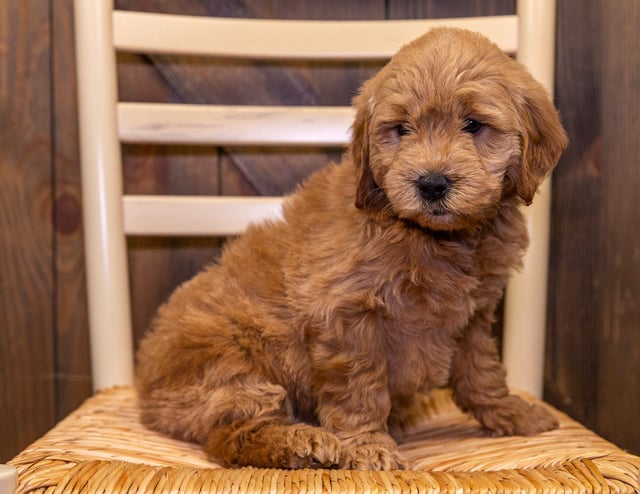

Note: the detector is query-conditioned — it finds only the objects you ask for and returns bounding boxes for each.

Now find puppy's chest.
[385,326,457,394]
[380,235,513,392]
[386,228,518,322]
[385,244,482,330]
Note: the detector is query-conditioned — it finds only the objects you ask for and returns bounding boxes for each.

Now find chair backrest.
[73,0,558,397]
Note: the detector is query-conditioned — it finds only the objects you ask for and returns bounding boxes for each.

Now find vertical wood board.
[0,0,55,462]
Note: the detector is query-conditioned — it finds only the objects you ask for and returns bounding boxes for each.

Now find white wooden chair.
[5,1,640,493]
[84,1,547,398]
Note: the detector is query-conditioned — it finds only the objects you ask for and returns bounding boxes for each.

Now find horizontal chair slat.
[123,195,283,236]
[113,12,518,59]
[118,103,354,146]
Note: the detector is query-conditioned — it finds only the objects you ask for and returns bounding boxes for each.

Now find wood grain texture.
[117,103,354,146]
[545,0,602,429]
[596,0,640,453]
[547,0,640,454]
[0,0,55,462]
[51,0,93,422]
[387,0,515,18]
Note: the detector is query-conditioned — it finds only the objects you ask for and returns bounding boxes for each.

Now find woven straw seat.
[9,386,640,493]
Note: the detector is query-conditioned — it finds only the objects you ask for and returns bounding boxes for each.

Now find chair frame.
[73,0,557,396]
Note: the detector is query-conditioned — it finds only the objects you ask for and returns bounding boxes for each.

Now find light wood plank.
[123,195,283,236]
[118,103,354,146]
[113,12,518,59]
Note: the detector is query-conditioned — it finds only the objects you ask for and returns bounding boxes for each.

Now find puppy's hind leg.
[204,379,341,469]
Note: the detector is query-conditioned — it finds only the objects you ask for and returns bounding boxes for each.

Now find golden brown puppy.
[136,28,567,470]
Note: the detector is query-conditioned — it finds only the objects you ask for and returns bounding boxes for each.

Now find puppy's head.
[351,28,567,231]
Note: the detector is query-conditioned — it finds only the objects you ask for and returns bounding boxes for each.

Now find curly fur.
[136,28,568,470]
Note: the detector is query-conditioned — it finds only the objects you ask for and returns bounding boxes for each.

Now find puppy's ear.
[511,82,568,205]
[351,88,386,210]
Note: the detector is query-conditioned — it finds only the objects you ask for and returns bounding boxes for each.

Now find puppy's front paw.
[207,421,341,469]
[340,432,406,470]
[476,394,559,436]
[289,424,342,468]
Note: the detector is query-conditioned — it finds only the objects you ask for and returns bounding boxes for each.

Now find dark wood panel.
[546,0,602,428]
[388,0,515,18]
[51,0,93,420]
[548,0,640,454]
[0,0,55,462]
[596,0,640,454]
[115,0,383,19]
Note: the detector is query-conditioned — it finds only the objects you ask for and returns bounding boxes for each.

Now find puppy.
[136,28,567,470]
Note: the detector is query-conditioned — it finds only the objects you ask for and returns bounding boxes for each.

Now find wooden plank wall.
[1,0,639,462]
[546,0,640,454]
[0,0,56,462]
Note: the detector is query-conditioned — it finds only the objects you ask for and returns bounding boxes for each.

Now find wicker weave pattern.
[10,387,640,493]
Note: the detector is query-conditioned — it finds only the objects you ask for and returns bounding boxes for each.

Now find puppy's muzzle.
[416,173,451,202]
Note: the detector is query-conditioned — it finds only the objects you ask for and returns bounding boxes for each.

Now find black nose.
[416,173,451,202]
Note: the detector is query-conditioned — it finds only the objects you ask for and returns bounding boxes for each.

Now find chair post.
[74,0,135,390]
[502,0,558,398]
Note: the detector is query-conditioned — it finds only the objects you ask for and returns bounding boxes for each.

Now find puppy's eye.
[395,123,410,137]
[462,119,483,134]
